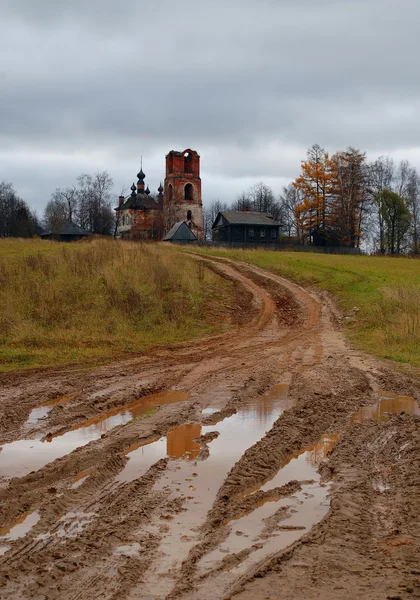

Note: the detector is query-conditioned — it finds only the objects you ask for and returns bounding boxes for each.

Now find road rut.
[0,257,419,600]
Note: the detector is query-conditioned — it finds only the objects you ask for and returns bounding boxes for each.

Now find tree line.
[2,149,420,253]
[204,145,420,254]
[0,171,115,238]
[0,182,41,238]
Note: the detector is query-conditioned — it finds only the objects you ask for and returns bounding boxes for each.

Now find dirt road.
[0,257,419,600]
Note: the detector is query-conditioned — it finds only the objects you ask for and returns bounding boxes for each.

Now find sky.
[1,0,420,215]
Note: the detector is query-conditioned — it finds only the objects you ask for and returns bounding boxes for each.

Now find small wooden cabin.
[40,221,92,242]
[212,211,280,243]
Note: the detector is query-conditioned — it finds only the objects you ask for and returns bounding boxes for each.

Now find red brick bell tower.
[164,149,203,239]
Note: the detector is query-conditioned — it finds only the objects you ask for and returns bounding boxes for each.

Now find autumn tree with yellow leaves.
[293,145,369,248]
[293,144,337,245]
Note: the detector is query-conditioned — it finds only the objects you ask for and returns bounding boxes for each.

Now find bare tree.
[43,171,115,235]
[43,198,67,233]
[405,167,420,254]
[53,186,78,222]
[203,200,229,240]
[278,184,301,239]
[248,182,280,218]
[394,160,411,198]
[368,156,395,253]
[231,191,251,212]
[77,171,114,234]
[230,183,280,218]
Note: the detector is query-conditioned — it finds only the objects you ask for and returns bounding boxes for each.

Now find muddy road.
[0,257,419,600]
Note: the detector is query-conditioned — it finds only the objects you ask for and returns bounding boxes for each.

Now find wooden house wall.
[213,224,279,243]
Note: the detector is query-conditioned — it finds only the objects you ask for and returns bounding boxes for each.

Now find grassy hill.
[0,238,236,372]
[2,239,418,372]
[186,247,420,368]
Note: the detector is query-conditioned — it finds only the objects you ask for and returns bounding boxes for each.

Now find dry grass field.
[2,238,419,372]
[0,238,235,372]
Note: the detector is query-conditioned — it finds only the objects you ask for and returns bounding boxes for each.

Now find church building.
[115,148,203,240]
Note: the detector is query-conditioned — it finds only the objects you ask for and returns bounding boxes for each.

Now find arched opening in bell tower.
[184,183,194,201]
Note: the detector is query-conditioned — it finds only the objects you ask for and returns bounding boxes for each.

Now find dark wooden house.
[212,211,280,243]
[40,221,92,242]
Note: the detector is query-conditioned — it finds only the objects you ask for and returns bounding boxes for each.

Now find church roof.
[119,193,162,211]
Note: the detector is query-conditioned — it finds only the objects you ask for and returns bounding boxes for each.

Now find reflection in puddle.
[167,424,201,460]
[117,424,202,483]
[260,434,339,491]
[26,393,77,426]
[351,390,419,424]
[71,467,95,489]
[233,433,339,504]
[140,384,293,597]
[202,408,220,415]
[198,434,339,579]
[26,406,53,425]
[118,385,291,485]
[0,390,188,479]
[117,438,167,483]
[0,511,40,541]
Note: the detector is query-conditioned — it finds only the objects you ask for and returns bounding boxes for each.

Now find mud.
[0,256,419,600]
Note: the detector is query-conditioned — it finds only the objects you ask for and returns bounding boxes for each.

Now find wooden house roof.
[212,211,281,228]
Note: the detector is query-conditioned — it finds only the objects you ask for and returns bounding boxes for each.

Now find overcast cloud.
[1,0,420,212]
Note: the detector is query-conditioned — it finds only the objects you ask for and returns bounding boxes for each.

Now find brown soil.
[0,256,419,600]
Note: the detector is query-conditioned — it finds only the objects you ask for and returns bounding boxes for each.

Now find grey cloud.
[1,0,420,212]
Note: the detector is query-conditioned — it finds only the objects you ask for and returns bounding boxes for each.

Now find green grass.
[125,407,158,425]
[0,238,236,372]
[184,246,420,368]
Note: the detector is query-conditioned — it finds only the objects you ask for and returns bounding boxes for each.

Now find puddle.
[140,384,294,597]
[71,467,95,490]
[0,545,10,556]
[0,510,41,541]
[351,390,419,424]
[26,393,76,426]
[113,543,142,557]
[117,423,202,483]
[117,385,291,485]
[202,408,220,415]
[117,438,168,483]
[26,406,54,425]
[196,434,338,584]
[0,390,188,479]
[233,433,339,503]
